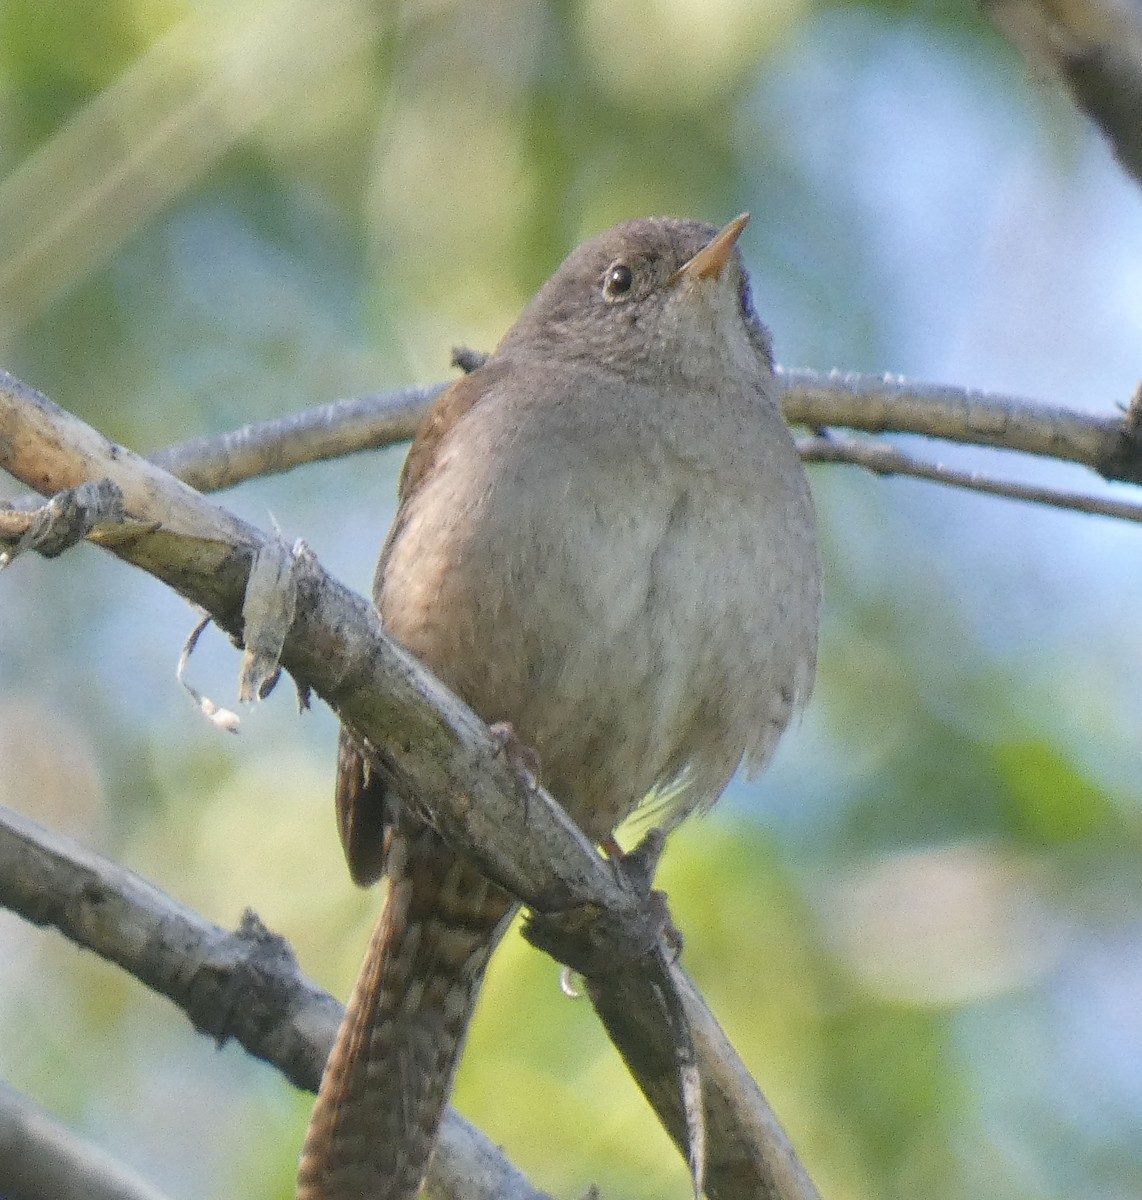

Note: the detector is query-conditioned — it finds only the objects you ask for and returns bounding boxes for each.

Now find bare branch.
[583,959,819,1200]
[777,368,1137,479]
[0,803,335,1093]
[0,805,551,1200]
[0,371,822,1200]
[797,431,1142,522]
[986,0,1142,187]
[7,361,1137,1191]
[151,384,442,493]
[5,369,1140,531]
[0,1082,174,1200]
[135,368,1142,509]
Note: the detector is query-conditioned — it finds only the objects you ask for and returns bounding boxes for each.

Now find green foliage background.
[2,2,1142,1198]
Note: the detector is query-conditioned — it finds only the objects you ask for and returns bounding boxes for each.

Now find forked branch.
[0,370,821,1200]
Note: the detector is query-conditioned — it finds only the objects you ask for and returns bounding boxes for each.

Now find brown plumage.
[297,215,821,1199]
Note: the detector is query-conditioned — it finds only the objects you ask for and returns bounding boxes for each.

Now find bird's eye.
[602,262,633,301]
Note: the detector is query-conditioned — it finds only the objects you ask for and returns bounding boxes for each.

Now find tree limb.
[5,369,1140,527]
[0,804,550,1200]
[151,383,443,494]
[985,0,1142,187]
[111,367,1142,521]
[0,370,822,1200]
[0,1081,175,1200]
[779,367,1141,480]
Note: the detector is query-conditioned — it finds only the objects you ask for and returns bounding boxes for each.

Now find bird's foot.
[603,828,683,961]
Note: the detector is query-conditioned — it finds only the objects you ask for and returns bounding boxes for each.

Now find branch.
[6,359,1135,1191]
[0,370,821,1200]
[0,1082,174,1200]
[778,368,1141,479]
[38,367,1138,518]
[986,0,1142,188]
[151,383,442,494]
[3,369,1139,528]
[797,431,1142,522]
[588,974,821,1200]
[0,802,335,1093]
[0,804,550,1200]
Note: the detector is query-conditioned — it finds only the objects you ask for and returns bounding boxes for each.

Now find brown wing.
[336,360,508,887]
[395,360,507,503]
[335,728,390,886]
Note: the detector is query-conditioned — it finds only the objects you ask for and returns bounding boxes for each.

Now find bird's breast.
[378,368,820,838]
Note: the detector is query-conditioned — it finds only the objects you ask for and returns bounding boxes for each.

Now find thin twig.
[798,431,1142,522]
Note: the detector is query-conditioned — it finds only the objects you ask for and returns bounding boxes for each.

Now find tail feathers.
[297,826,516,1200]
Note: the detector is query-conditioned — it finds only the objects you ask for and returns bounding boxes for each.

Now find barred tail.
[297,825,516,1200]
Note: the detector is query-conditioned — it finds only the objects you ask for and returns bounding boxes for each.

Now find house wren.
[296,215,822,1199]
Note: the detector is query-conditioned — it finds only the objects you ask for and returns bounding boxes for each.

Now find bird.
[295,213,822,1200]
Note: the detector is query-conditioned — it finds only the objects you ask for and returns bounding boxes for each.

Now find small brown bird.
[296,215,821,1199]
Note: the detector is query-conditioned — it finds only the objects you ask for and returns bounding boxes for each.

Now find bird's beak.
[670,213,750,285]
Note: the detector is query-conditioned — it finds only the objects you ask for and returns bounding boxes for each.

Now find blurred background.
[2,1,1142,1198]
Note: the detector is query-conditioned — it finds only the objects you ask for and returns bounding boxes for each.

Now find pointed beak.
[670,213,750,285]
